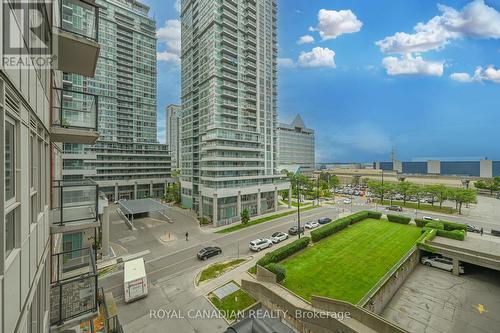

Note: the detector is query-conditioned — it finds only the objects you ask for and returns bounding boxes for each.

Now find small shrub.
[256,237,310,267]
[386,214,411,225]
[367,211,382,219]
[425,221,444,230]
[441,220,467,232]
[437,229,465,241]
[311,218,351,242]
[415,218,427,228]
[349,211,369,224]
[266,263,286,282]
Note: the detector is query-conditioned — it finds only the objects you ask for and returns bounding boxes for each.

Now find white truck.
[124,258,148,303]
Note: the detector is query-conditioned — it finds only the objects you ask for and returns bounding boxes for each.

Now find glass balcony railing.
[51,87,99,143]
[60,0,99,43]
[50,247,98,326]
[51,179,98,226]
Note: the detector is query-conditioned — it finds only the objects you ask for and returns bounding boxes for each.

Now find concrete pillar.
[199,193,203,218]
[288,184,292,208]
[237,191,242,217]
[452,258,460,276]
[114,183,118,202]
[101,205,110,257]
[257,189,262,215]
[133,182,138,199]
[213,194,218,225]
[274,187,278,212]
[150,181,153,197]
[480,159,493,178]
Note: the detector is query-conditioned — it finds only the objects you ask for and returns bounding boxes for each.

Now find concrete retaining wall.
[256,265,277,283]
[360,247,420,314]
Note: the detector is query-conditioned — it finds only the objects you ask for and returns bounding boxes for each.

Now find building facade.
[1,0,113,332]
[62,0,171,202]
[277,114,315,176]
[375,159,499,178]
[180,0,288,226]
[166,104,181,170]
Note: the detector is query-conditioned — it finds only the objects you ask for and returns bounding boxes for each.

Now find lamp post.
[381,169,385,204]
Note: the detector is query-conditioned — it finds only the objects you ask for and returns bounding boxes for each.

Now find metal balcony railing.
[52,87,98,133]
[50,247,98,326]
[60,0,99,43]
[52,179,99,226]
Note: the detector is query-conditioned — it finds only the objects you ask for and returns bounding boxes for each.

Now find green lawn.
[208,282,257,321]
[198,259,246,284]
[281,219,421,304]
[216,205,318,234]
[376,199,456,214]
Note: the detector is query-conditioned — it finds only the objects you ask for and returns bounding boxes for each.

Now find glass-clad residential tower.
[180,0,288,226]
[63,0,171,201]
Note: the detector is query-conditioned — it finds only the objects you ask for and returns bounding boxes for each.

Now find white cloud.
[382,54,444,76]
[376,0,500,54]
[311,9,363,40]
[277,58,296,68]
[157,19,181,64]
[451,66,500,83]
[450,72,473,82]
[298,47,336,68]
[174,0,181,13]
[297,35,315,45]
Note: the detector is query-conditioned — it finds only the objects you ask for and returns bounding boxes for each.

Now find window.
[5,118,15,202]
[5,210,15,256]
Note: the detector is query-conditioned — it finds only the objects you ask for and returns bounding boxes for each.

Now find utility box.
[124,258,148,303]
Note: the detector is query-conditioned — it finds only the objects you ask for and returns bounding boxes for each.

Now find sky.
[145,0,500,163]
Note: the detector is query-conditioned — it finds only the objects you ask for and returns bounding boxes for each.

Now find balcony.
[50,248,98,326]
[53,0,100,77]
[51,179,99,233]
[51,88,99,144]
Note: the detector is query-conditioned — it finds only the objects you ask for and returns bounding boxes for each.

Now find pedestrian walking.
[185,231,189,241]
[480,227,484,236]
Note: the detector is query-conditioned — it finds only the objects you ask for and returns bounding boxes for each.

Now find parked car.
[318,217,332,225]
[288,226,305,235]
[249,239,273,252]
[421,256,464,274]
[270,232,288,243]
[197,246,222,260]
[466,224,481,233]
[343,198,352,204]
[387,205,403,212]
[305,221,319,229]
[423,216,440,221]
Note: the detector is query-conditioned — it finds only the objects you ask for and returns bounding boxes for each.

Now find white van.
[124,258,148,303]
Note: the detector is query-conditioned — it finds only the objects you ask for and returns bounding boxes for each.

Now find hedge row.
[256,237,310,267]
[350,211,370,224]
[425,221,444,230]
[311,217,351,242]
[418,228,438,253]
[415,219,467,232]
[437,229,465,241]
[387,214,411,225]
[367,211,383,219]
[265,263,286,282]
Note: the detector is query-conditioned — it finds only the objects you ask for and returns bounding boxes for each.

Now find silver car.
[421,256,464,274]
[249,238,273,252]
[270,232,288,243]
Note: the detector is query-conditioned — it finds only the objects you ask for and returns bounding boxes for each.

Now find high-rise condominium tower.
[166,104,181,170]
[63,0,171,202]
[180,0,288,226]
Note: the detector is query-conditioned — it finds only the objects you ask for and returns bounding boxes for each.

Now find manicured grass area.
[208,282,257,321]
[198,259,246,284]
[216,205,319,234]
[281,218,421,304]
[376,199,456,214]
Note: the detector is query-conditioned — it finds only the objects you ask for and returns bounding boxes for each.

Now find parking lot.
[382,264,500,333]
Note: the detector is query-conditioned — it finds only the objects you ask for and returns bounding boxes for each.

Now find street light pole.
[297,178,301,239]
[381,169,385,204]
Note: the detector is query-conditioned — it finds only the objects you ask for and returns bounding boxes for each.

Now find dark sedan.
[197,246,222,260]
[288,226,305,235]
[318,217,332,225]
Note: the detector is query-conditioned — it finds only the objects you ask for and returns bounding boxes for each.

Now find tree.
[240,209,250,224]
[396,181,413,205]
[424,184,441,206]
[409,184,425,209]
[475,178,500,195]
[432,184,450,209]
[449,188,477,214]
[368,180,386,202]
[385,183,397,205]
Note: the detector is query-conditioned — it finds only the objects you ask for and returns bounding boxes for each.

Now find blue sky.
[147,0,500,162]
